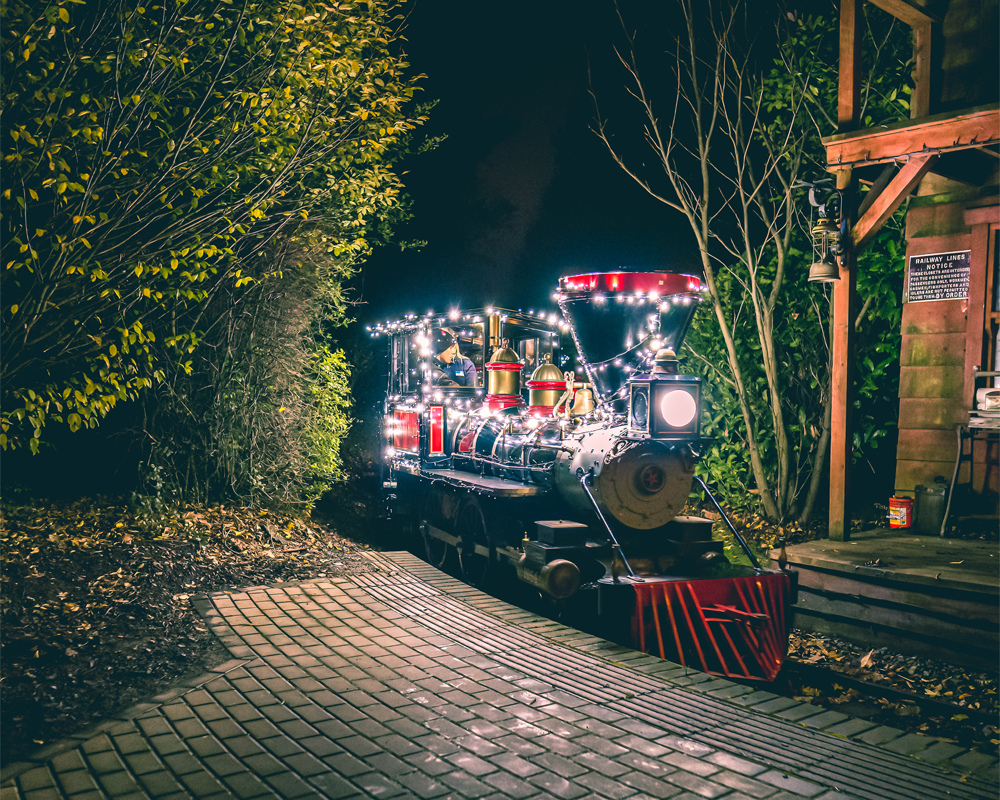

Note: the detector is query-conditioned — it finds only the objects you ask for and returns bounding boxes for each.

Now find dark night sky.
[357,0,707,323]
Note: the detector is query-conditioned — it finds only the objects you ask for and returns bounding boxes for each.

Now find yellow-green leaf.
[58,7,69,22]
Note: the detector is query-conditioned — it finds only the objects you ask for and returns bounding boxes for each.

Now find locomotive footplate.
[419,468,547,498]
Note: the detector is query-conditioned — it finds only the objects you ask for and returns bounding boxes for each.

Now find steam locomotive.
[370,270,794,681]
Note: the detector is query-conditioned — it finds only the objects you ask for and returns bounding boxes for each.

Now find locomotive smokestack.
[556,271,703,406]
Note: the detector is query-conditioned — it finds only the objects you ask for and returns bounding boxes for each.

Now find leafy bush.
[1,0,425,460]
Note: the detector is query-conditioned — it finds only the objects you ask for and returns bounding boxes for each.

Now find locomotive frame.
[369,271,795,681]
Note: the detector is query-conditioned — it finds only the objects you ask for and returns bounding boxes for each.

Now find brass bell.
[569,385,595,416]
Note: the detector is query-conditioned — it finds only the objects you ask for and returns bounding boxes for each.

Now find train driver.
[431,329,478,387]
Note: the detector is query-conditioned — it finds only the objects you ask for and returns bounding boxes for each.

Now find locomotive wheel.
[420,489,454,570]
[456,496,494,588]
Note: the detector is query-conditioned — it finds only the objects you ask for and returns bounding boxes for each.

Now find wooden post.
[911,22,933,118]
[829,0,861,542]
[829,169,856,542]
[838,0,861,129]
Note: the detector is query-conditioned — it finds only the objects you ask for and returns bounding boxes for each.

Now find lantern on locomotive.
[369,270,794,681]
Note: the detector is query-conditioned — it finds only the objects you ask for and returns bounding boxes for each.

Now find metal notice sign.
[906,250,971,302]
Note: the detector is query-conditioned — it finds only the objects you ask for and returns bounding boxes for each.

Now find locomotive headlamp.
[660,389,697,428]
[627,346,701,439]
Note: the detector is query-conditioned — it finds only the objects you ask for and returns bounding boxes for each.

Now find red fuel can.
[888,496,913,528]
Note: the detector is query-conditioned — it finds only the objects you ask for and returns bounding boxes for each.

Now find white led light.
[660,390,696,428]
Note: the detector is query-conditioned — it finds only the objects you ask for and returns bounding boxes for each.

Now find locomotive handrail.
[580,472,641,582]
[692,475,762,571]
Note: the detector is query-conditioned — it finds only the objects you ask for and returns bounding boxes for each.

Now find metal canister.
[527,354,567,414]
[486,339,522,397]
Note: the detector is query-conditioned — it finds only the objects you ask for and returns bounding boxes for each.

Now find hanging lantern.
[808,217,842,283]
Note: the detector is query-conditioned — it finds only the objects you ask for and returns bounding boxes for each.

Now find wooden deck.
[774,530,999,672]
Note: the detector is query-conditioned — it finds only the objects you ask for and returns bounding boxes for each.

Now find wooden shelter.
[824,0,999,540]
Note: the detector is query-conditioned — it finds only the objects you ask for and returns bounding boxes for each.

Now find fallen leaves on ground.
[0,495,379,766]
[786,630,999,753]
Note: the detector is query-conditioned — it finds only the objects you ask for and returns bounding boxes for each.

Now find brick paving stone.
[855,725,905,746]
[404,752,453,777]
[775,703,827,722]
[535,718,587,738]
[436,703,476,722]
[85,750,127,773]
[619,751,678,779]
[709,770,780,797]
[50,751,87,773]
[883,732,933,756]
[800,711,849,730]
[691,680,737,694]
[574,771,640,799]
[572,734,629,758]
[179,770,227,797]
[241,753,286,777]
[821,718,877,738]
[572,751,632,778]
[203,753,246,778]
[704,752,766,777]
[17,769,55,792]
[950,751,997,773]
[439,770,493,798]
[706,684,754,700]
[456,734,505,757]
[351,718,392,739]
[323,752,374,777]
[501,720,548,738]
[662,751,720,777]
[125,750,163,775]
[162,752,202,776]
[531,734,583,757]
[749,697,800,714]
[446,751,499,776]
[526,772,589,799]
[490,752,544,778]
[482,769,539,799]
[396,770,450,799]
[137,770,182,797]
[374,733,423,757]
[664,770,733,799]
[619,770,683,799]
[350,771,406,798]
[507,705,550,724]
[615,735,670,758]
[531,752,588,779]
[656,736,713,758]
[55,769,99,795]
[412,733,460,757]
[463,720,509,739]
[731,691,779,707]
[222,771,272,799]
[756,771,826,797]
[914,741,966,764]
[98,770,144,796]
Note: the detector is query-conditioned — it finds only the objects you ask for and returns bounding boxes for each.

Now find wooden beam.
[824,105,1000,168]
[851,154,938,252]
[839,0,862,130]
[911,21,932,118]
[867,0,940,26]
[829,169,857,542]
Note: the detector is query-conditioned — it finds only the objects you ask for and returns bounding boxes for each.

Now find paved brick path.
[2,551,997,799]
